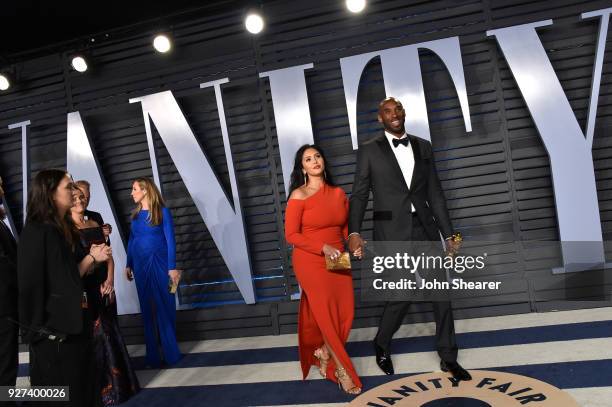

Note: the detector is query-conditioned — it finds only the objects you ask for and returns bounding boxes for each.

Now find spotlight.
[153,34,172,53]
[346,0,366,13]
[245,13,264,34]
[0,74,10,91]
[71,55,88,73]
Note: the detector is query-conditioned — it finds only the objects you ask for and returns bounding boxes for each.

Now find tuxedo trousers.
[374,214,458,363]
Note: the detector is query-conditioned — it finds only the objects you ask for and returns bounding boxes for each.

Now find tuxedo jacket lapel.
[407,134,422,190]
[376,135,410,193]
[377,132,424,192]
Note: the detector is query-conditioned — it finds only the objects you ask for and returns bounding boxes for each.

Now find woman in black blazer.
[18,169,111,407]
[0,175,18,387]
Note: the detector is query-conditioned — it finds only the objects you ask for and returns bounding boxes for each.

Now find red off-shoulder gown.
[284,184,362,388]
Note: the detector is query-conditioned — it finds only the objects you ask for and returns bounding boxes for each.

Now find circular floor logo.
[349,370,579,406]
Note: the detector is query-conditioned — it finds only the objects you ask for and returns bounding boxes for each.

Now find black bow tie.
[392,137,409,148]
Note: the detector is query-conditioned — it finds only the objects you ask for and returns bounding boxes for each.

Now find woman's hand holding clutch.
[322,244,342,261]
[323,244,351,270]
[168,269,181,294]
[168,269,181,285]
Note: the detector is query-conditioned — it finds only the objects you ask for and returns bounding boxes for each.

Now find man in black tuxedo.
[0,176,18,388]
[348,97,471,381]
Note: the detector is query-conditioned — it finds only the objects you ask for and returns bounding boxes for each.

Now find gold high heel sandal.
[313,347,330,378]
[335,367,362,395]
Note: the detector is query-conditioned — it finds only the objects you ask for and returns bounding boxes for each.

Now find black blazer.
[0,221,17,318]
[18,222,85,342]
[84,209,104,227]
[349,133,453,241]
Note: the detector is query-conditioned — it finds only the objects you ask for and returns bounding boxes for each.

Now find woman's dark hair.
[288,144,336,197]
[26,169,78,247]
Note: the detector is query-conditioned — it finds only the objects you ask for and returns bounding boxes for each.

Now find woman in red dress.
[284,144,362,395]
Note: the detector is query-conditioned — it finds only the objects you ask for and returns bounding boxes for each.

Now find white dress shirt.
[385,131,416,212]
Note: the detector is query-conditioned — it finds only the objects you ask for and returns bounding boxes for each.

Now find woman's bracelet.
[88,253,96,265]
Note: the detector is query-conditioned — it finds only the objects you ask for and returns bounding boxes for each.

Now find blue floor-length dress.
[127,207,182,367]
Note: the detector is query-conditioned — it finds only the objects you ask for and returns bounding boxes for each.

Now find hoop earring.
[303,172,307,184]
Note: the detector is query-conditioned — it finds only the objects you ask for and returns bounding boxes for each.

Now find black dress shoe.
[440,360,472,381]
[374,342,394,375]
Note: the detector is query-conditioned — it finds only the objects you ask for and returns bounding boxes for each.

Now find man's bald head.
[378,97,403,113]
[377,97,406,137]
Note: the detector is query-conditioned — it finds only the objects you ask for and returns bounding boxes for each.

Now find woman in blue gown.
[125,177,182,367]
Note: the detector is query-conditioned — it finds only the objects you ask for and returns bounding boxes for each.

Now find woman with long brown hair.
[284,145,362,395]
[125,177,181,367]
[18,169,111,407]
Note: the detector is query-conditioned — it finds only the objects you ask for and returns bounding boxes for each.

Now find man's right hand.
[348,233,365,259]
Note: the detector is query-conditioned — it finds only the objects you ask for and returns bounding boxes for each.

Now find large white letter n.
[130,89,255,303]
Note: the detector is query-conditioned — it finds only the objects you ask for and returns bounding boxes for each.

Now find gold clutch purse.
[168,279,178,294]
[325,252,352,270]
